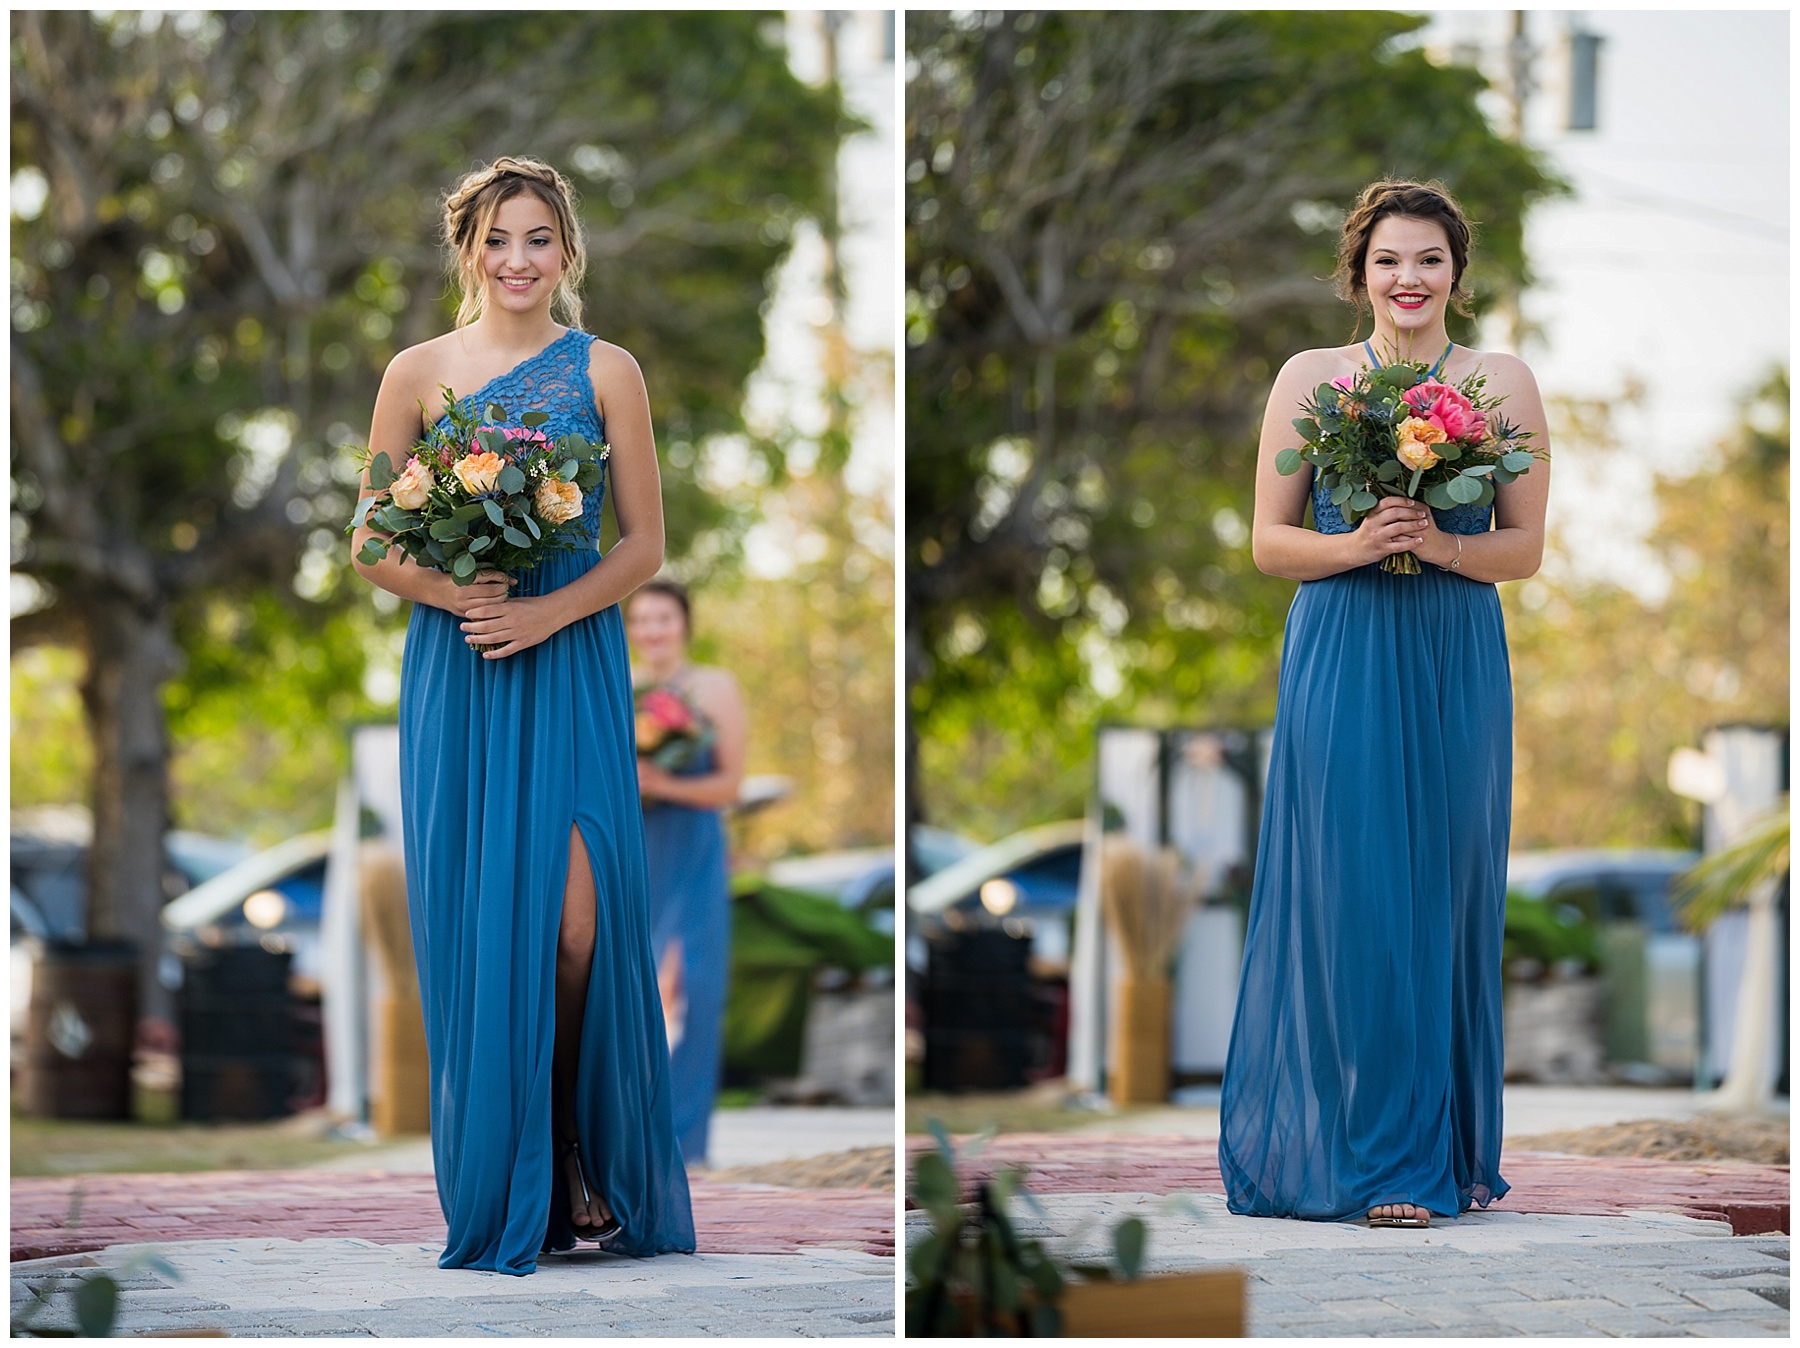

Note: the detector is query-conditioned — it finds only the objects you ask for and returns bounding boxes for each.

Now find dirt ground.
[1506,1114,1789,1166]
[705,1144,894,1191]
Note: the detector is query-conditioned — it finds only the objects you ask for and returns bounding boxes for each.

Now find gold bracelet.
[1440,535,1464,572]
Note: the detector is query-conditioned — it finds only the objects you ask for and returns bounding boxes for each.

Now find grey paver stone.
[1679,1286,1789,1313]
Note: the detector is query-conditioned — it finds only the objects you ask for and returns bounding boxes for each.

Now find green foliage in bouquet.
[350,389,608,585]
[1276,356,1541,573]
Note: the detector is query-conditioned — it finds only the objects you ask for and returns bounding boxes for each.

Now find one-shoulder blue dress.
[397,327,695,1274]
[1218,353,1512,1221]
[640,703,732,1165]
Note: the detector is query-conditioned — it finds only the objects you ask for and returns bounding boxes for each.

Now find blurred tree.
[11,10,844,1014]
[904,10,1562,849]
[1505,370,1789,848]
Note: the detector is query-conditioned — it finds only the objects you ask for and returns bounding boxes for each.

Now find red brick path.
[10,1172,894,1263]
[902,1134,1790,1237]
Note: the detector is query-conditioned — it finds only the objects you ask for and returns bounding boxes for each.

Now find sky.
[1420,9,1789,598]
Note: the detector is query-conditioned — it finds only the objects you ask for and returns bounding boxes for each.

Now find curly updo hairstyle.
[1331,179,1478,322]
[441,156,586,329]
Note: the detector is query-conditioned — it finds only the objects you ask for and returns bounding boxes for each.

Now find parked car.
[1506,848,1701,933]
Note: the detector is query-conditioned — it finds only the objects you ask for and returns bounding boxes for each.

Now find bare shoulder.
[689,664,742,701]
[586,336,646,388]
[1459,347,1541,398]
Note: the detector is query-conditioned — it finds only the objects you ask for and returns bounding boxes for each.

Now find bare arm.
[460,340,666,658]
[350,346,507,619]
[640,669,747,809]
[1250,352,1432,581]
[1408,354,1550,583]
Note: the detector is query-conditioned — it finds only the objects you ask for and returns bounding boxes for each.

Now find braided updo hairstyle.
[441,156,586,329]
[1331,179,1478,321]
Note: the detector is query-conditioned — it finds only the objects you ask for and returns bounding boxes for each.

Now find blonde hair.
[441,156,586,329]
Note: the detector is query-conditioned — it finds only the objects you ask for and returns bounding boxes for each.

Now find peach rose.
[389,456,434,510]
[452,450,504,495]
[534,477,583,526]
[1395,416,1447,472]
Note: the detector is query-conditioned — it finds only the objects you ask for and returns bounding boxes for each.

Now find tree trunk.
[78,590,181,1028]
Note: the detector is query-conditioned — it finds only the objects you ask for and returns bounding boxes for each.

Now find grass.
[12,1087,386,1177]
[905,1087,1146,1138]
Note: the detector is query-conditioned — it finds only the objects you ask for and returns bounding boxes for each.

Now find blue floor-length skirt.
[1217,541,1513,1220]
[643,790,732,1164]
[399,546,697,1274]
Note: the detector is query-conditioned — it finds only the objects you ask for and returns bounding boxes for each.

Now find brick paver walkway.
[902,1134,1790,1235]
[11,1172,894,1263]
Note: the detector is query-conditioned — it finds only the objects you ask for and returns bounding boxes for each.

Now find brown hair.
[1332,179,1477,321]
[441,156,586,329]
[630,578,692,635]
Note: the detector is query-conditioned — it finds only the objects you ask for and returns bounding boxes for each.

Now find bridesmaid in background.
[626,579,747,1165]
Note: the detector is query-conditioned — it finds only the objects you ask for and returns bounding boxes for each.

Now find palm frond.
[1670,805,1790,931]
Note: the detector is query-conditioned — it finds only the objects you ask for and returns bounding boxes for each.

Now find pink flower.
[469,425,549,459]
[1331,375,1356,391]
[1401,381,1487,442]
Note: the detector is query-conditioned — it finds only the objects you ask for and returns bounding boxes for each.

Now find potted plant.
[907,1124,1245,1337]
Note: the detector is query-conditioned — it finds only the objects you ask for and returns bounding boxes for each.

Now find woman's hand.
[637,758,675,799]
[436,569,512,620]
[460,590,565,659]
[1354,495,1431,565]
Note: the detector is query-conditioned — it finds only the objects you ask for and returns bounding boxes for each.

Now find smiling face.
[478,191,565,318]
[1363,215,1456,340]
[626,589,689,667]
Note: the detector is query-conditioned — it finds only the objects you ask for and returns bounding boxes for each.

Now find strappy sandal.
[1367,1204,1430,1229]
[559,1130,623,1243]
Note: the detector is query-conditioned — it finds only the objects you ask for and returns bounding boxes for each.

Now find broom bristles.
[1101,836,1201,980]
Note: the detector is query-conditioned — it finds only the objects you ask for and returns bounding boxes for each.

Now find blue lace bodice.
[1310,470,1493,537]
[433,327,607,547]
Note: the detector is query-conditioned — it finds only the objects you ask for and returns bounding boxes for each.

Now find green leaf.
[1329,482,1353,506]
[425,540,448,565]
[73,1274,118,1338]
[485,401,509,423]
[1374,459,1402,482]
[1321,470,1340,489]
[521,410,550,429]
[1274,447,1304,476]
[498,464,527,496]
[558,458,580,481]
[1112,1216,1147,1281]
[482,498,506,526]
[1424,482,1457,510]
[1447,474,1484,504]
[1349,490,1377,511]
[563,432,589,454]
[468,533,494,554]
[522,514,542,540]
[352,496,378,528]
[1291,416,1320,441]
[502,526,532,549]
[451,550,478,580]
[1492,465,1518,486]
[1438,440,1462,461]
[1477,478,1496,507]
[454,501,487,521]
[368,452,395,489]
[477,428,507,456]
[1501,449,1535,473]
[356,538,388,565]
[1315,382,1339,406]
[429,517,467,540]
[575,463,604,491]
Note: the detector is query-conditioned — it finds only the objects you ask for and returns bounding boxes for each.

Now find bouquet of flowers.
[351,388,607,585]
[635,685,714,775]
[1276,357,1540,573]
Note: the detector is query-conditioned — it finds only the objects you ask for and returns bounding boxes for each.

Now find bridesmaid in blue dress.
[352,156,694,1273]
[1219,181,1550,1228]
[624,580,747,1165]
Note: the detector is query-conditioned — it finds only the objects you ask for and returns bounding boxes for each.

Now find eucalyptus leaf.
[1446,474,1484,504]
[1461,464,1494,476]
[452,550,478,579]
[1492,465,1518,486]
[426,540,448,565]
[576,464,604,490]
[1501,449,1535,472]
[522,514,541,540]
[73,1274,118,1339]
[1274,447,1304,476]
[521,410,550,429]
[477,428,507,456]
[498,465,527,496]
[1329,482,1353,506]
[558,458,580,481]
[486,401,509,422]
[1477,478,1496,507]
[503,526,532,549]
[352,495,377,528]
[368,452,395,489]
[454,501,487,521]
[1112,1216,1147,1281]
[429,517,467,540]
[1374,459,1402,482]
[1350,490,1377,511]
[356,539,388,565]
[469,534,494,553]
[1292,416,1320,440]
[482,498,506,526]
[1424,482,1457,510]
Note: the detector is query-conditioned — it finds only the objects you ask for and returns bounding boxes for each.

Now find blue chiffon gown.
[640,720,732,1165]
[397,327,696,1274]
[1217,424,1512,1221]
